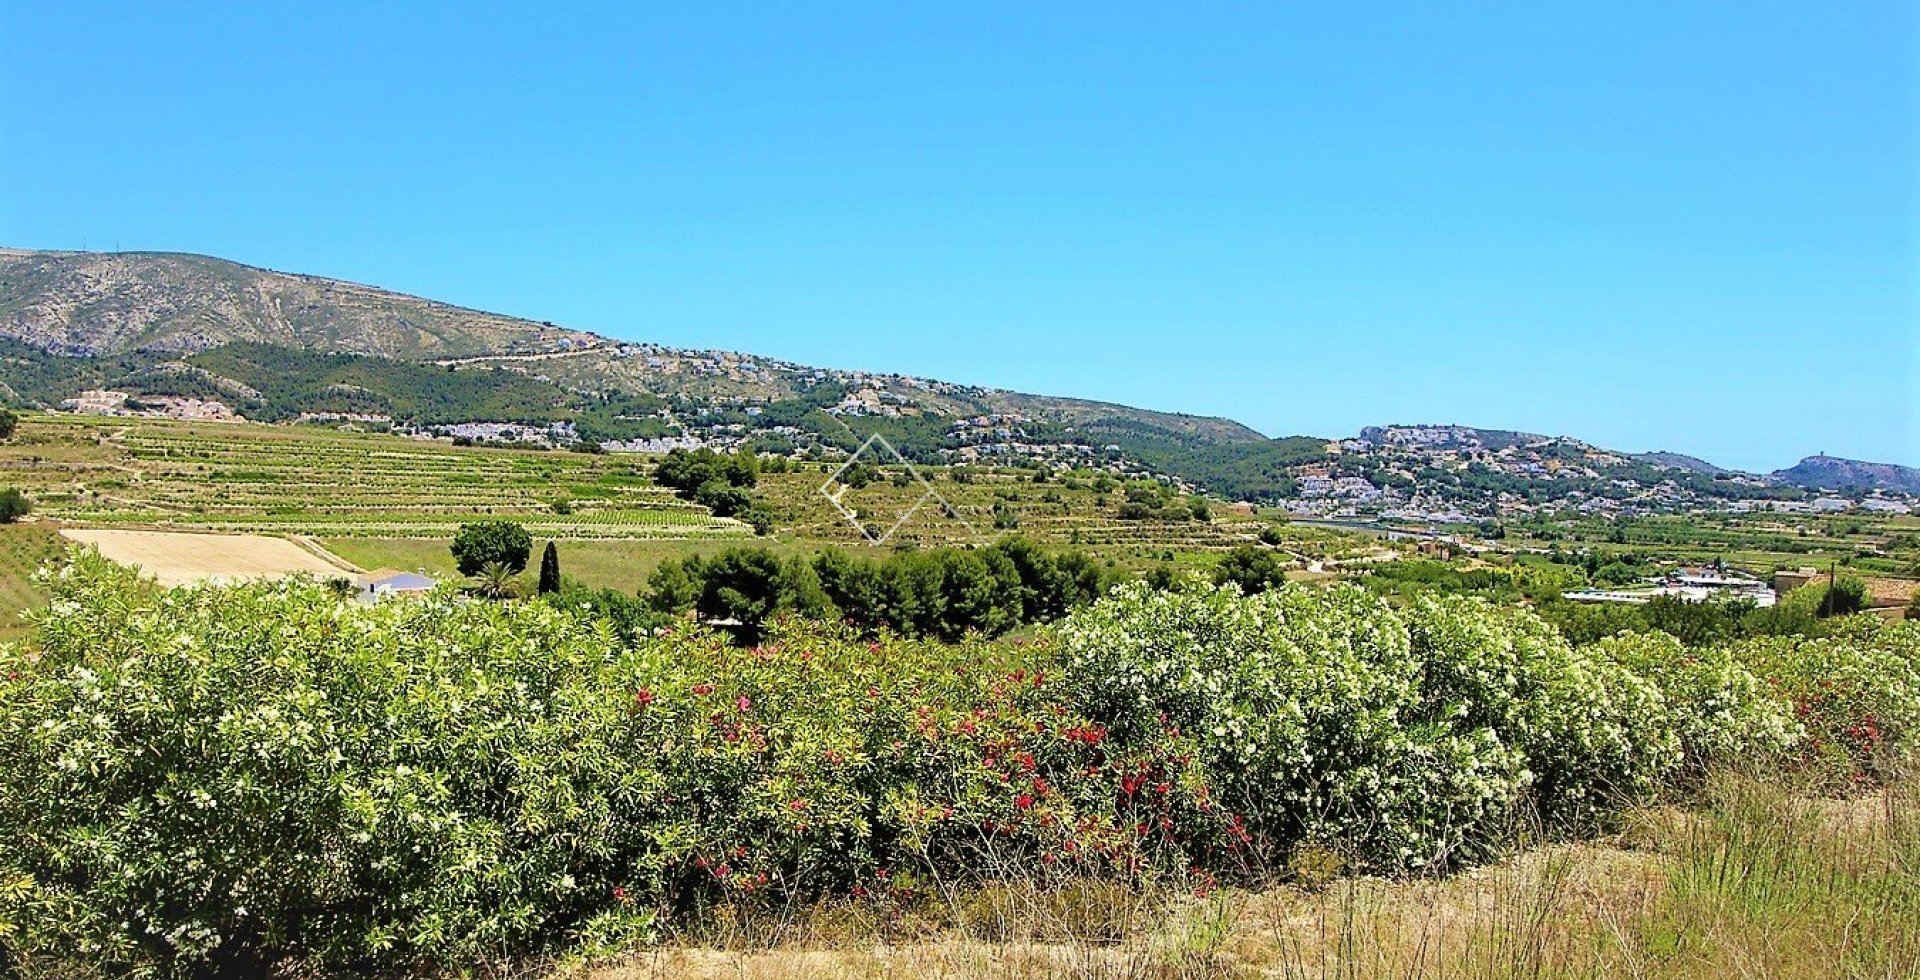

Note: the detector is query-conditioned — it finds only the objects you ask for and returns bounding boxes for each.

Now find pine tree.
[538,541,561,595]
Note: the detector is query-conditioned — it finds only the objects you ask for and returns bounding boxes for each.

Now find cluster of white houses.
[1564,567,1778,607]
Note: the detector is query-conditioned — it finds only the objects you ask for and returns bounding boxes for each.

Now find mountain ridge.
[0,248,596,360]
[3,247,1914,497]
[0,248,1264,449]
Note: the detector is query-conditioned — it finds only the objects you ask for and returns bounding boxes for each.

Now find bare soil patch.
[60,528,360,586]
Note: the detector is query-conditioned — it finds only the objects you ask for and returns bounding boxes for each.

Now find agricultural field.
[0,414,746,541]
[59,528,358,586]
[1506,511,1920,615]
[0,413,1354,598]
[1510,511,1920,579]
[757,467,1260,549]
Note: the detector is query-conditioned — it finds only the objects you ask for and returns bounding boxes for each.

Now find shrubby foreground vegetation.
[0,556,1915,977]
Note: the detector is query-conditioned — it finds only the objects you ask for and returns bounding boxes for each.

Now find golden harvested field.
[60,528,359,586]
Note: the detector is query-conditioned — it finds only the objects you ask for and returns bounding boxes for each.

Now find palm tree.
[473,560,519,600]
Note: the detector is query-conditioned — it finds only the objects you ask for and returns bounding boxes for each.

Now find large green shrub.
[1728,617,1920,782]
[1056,584,1808,864]
[1057,582,1531,869]
[1400,593,1681,824]
[0,486,29,524]
[0,558,1201,976]
[1,561,1912,977]
[449,520,532,577]
[1591,631,1800,768]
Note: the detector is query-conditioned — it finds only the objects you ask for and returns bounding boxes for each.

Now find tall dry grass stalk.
[579,770,1917,980]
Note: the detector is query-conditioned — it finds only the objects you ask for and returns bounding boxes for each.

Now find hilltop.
[1772,454,1920,495]
[0,248,595,359]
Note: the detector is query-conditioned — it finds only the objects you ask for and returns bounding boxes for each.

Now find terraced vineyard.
[759,467,1270,549]
[2,413,1344,550]
[0,413,1367,598]
[0,414,749,541]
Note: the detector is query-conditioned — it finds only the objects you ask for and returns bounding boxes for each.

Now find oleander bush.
[0,556,1204,976]
[1729,617,1920,783]
[0,557,1915,978]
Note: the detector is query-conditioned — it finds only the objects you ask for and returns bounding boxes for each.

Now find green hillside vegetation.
[0,338,143,405]
[188,343,579,424]
[1137,435,1332,501]
[3,337,1271,477]
[0,522,62,643]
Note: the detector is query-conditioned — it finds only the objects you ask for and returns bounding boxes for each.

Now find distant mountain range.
[0,248,1259,448]
[1,247,1912,504]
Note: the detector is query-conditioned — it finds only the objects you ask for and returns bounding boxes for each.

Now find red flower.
[788,798,808,812]
[1016,794,1036,809]
[737,695,752,712]
[692,683,714,696]
[634,688,655,706]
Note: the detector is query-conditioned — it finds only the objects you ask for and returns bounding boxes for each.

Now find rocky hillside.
[0,249,594,359]
[1773,455,1920,494]
[0,247,1264,450]
[1630,451,1728,476]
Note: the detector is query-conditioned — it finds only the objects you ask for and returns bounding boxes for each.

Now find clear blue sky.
[3,2,1912,471]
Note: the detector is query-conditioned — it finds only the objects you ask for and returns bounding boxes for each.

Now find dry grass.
[572,776,1918,980]
[0,521,65,643]
[58,528,358,586]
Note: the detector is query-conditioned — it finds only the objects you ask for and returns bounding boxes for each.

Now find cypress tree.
[538,541,561,595]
